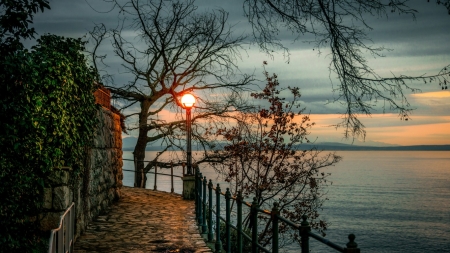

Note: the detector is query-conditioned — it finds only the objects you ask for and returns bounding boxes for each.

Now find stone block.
[92,149,101,166]
[39,211,63,231]
[104,130,110,143]
[94,130,106,148]
[89,168,96,184]
[75,221,84,240]
[110,133,115,147]
[109,132,114,148]
[93,207,100,219]
[76,182,82,212]
[101,200,108,211]
[69,188,73,204]
[104,171,114,185]
[86,199,91,214]
[47,170,70,185]
[77,212,85,233]
[53,186,70,210]
[43,188,52,209]
[106,151,112,165]
[108,188,115,201]
[90,195,98,208]
[92,133,100,148]
[99,173,105,184]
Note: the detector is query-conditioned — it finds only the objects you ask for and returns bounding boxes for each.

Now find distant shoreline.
[122,144,450,152]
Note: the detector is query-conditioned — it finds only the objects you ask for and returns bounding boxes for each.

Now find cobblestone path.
[74,186,212,253]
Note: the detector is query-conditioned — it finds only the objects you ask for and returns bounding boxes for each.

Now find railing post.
[272,202,279,253]
[170,162,174,193]
[202,176,207,234]
[195,164,200,190]
[215,184,222,253]
[344,234,360,253]
[208,180,214,242]
[198,171,203,225]
[48,203,75,253]
[70,203,74,250]
[300,214,311,253]
[225,188,231,253]
[236,191,243,253]
[251,197,258,253]
[195,166,199,220]
[57,218,63,252]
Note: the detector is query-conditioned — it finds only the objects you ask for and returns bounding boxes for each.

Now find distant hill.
[122,136,180,151]
[122,136,138,151]
[122,137,450,151]
[294,142,450,151]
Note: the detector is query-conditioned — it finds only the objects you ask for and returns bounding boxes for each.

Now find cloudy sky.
[29,0,450,146]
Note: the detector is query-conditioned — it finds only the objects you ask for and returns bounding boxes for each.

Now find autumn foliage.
[210,65,341,247]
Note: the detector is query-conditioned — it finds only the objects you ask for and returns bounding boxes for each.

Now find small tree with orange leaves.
[210,65,341,248]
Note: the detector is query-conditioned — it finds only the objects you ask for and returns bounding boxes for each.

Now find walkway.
[74,186,213,253]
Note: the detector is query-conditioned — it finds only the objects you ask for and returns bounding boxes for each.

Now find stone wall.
[39,168,74,231]
[74,107,123,238]
[39,106,123,240]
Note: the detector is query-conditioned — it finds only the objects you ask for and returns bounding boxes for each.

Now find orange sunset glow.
[309,114,450,146]
[128,107,450,146]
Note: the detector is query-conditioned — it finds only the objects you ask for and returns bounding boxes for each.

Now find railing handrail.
[122,168,183,178]
[123,162,184,193]
[48,202,75,253]
[195,167,361,253]
[123,158,185,167]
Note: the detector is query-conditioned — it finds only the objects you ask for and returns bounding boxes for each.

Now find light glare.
[181,93,196,108]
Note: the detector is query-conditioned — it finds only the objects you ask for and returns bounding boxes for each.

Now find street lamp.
[181,93,196,175]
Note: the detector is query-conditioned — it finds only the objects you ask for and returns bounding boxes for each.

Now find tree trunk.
[134,134,147,188]
[134,100,150,188]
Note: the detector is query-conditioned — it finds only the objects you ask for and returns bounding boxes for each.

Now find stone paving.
[74,186,213,253]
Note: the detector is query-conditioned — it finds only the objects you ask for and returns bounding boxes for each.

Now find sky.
[28,0,450,146]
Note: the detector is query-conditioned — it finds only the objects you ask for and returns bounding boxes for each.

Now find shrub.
[0,35,98,252]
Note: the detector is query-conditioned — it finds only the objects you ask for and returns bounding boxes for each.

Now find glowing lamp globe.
[181,93,196,108]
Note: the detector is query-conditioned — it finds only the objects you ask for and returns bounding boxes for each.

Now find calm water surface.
[122,151,450,253]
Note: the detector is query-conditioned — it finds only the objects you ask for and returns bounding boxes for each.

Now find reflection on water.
[122,151,450,253]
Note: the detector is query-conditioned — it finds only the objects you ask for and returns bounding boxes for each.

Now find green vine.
[0,34,98,252]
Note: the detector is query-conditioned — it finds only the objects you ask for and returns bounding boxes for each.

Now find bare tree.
[243,0,450,139]
[91,0,252,187]
[209,65,341,248]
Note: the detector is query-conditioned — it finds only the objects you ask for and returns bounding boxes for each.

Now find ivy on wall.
[0,34,98,252]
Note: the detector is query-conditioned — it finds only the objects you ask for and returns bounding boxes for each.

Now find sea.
[122,151,450,253]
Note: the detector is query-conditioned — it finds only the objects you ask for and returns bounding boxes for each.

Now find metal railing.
[194,167,361,253]
[48,202,75,253]
[122,158,360,252]
[123,158,184,192]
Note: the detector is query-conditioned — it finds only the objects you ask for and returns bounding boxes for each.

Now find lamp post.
[181,93,196,175]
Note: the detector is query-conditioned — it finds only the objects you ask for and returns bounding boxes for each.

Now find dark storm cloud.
[28,0,450,116]
[31,1,450,57]
[242,77,346,114]
[32,0,249,37]
[22,0,450,144]
[364,2,450,58]
[32,0,118,37]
